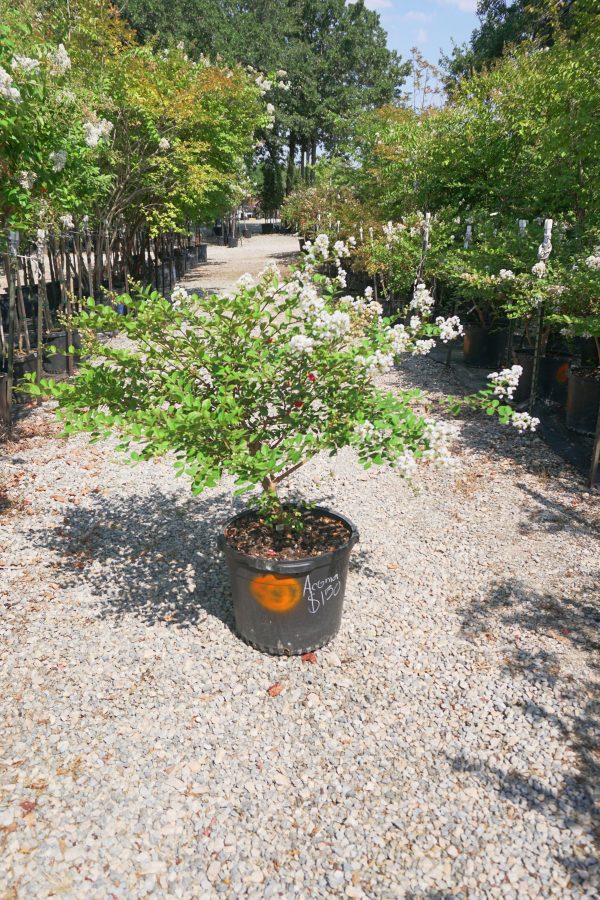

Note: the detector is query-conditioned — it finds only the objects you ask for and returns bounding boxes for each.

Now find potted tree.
[26,236,533,654]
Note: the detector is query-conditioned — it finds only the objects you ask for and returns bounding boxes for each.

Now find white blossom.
[289,334,315,355]
[18,170,36,190]
[49,150,67,172]
[394,449,418,480]
[158,137,170,152]
[84,118,113,148]
[511,412,540,432]
[356,350,394,378]
[422,419,460,468]
[298,285,325,317]
[0,65,21,102]
[354,420,376,441]
[435,315,464,343]
[237,273,255,290]
[11,55,40,73]
[498,268,515,280]
[314,309,350,341]
[488,364,522,400]
[410,282,435,314]
[531,261,546,278]
[276,69,287,78]
[584,254,600,271]
[390,325,411,354]
[48,43,71,74]
[333,239,350,258]
[171,285,188,307]
[59,213,74,230]
[413,339,436,356]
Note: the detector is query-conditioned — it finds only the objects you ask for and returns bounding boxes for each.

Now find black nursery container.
[218,507,359,656]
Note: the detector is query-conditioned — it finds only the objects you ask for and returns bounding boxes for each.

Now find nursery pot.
[566,368,600,435]
[513,349,572,405]
[228,235,239,248]
[218,507,359,656]
[43,331,82,374]
[261,223,274,235]
[198,244,208,263]
[463,324,508,368]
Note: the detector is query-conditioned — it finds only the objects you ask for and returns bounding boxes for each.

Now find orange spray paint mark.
[250,574,302,613]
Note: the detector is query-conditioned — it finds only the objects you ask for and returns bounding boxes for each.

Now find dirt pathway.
[182,231,300,295]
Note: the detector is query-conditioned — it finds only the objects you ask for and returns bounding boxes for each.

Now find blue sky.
[361,0,480,67]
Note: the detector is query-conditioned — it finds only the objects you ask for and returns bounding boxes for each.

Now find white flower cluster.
[158,137,170,152]
[532,261,546,278]
[435,315,464,343]
[50,150,67,172]
[410,282,434,315]
[356,349,394,378]
[498,269,515,280]
[84,118,113,148]
[422,419,460,468]
[48,44,71,74]
[171,285,188,307]
[0,66,21,102]
[511,412,540,432]
[59,213,74,230]
[289,334,315,355]
[585,254,600,271]
[348,293,383,317]
[11,55,39,74]
[413,339,436,355]
[18,170,36,190]
[354,421,376,441]
[488,364,522,400]
[394,449,418,480]
[314,309,350,341]
[389,324,411,354]
[237,273,255,290]
[255,74,272,93]
[298,285,325,317]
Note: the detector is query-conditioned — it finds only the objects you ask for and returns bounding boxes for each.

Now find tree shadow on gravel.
[453,577,600,882]
[516,484,600,539]
[395,355,594,483]
[36,488,240,631]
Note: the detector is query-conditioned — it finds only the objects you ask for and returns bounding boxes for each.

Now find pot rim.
[217,505,359,575]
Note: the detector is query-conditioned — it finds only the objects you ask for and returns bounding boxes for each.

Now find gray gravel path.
[1,236,599,898]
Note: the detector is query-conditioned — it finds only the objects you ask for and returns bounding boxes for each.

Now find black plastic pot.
[513,349,572,405]
[218,507,359,656]
[566,369,600,435]
[1,353,38,379]
[43,331,82,374]
[198,245,208,263]
[261,223,274,235]
[228,236,239,248]
[463,324,509,368]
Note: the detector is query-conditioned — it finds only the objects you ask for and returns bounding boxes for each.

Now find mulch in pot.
[224,509,351,560]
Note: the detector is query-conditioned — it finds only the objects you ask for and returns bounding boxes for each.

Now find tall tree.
[441,0,578,92]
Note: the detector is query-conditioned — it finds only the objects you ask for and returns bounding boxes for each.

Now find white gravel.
[1,236,599,898]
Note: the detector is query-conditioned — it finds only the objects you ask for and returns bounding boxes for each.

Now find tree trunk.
[286,133,296,195]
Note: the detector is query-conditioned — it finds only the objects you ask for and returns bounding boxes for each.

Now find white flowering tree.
[26,235,534,519]
[0,29,99,233]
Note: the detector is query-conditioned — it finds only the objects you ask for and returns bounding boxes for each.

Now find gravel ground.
[1,235,599,898]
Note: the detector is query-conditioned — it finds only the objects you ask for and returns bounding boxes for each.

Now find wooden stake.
[4,231,19,430]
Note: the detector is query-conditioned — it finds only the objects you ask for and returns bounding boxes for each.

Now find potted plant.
[25,236,533,654]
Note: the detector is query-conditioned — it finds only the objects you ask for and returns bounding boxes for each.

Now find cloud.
[416,28,430,44]
[437,0,478,12]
